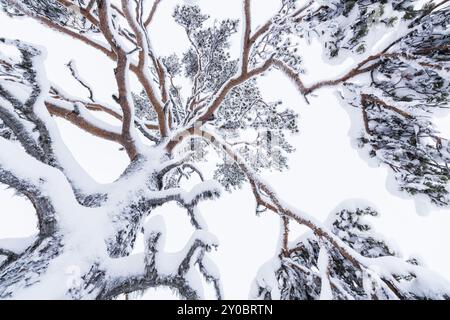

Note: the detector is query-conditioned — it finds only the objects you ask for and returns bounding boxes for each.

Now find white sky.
[0,0,449,300]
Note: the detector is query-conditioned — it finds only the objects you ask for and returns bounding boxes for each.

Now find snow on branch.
[0,235,36,268]
[3,0,113,58]
[102,215,222,299]
[252,203,450,300]
[45,98,124,144]
[119,0,168,137]
[0,138,60,236]
[0,37,104,198]
[178,128,450,300]
[0,38,58,165]
[0,236,36,257]
[66,60,95,102]
[145,179,222,209]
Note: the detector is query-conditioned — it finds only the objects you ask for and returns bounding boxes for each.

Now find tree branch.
[55,0,100,26]
[50,85,160,138]
[361,94,413,119]
[0,139,58,236]
[66,60,95,102]
[241,0,252,73]
[101,219,221,300]
[273,55,383,97]
[0,248,18,261]
[97,0,139,158]
[121,0,168,137]
[196,58,274,124]
[45,100,125,145]
[171,129,365,269]
[144,0,162,27]
[0,86,46,162]
[10,0,114,59]
[248,0,315,47]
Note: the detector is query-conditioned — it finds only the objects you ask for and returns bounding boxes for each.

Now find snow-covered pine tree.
[0,0,449,299]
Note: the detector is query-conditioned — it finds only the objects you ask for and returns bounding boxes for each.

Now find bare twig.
[66,60,95,102]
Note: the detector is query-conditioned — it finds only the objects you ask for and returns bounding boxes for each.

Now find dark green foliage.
[213,162,246,192]
[357,94,450,206]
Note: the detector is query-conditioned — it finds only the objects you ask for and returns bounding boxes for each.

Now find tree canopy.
[0,0,449,300]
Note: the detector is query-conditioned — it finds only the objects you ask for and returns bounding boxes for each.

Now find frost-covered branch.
[0,138,60,236]
[45,99,125,145]
[120,0,168,137]
[174,128,450,300]
[66,60,95,102]
[190,58,274,125]
[97,0,140,158]
[252,205,450,300]
[101,216,222,300]
[6,0,114,58]
[145,180,222,209]
[48,86,160,147]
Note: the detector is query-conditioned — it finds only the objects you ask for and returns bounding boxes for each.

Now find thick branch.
[100,270,201,300]
[121,0,168,137]
[97,0,139,158]
[45,101,125,145]
[241,0,252,73]
[0,139,58,236]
